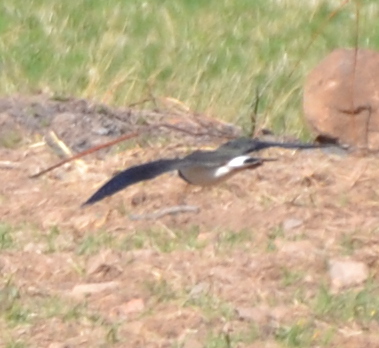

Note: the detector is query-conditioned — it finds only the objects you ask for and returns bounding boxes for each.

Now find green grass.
[313,283,379,323]
[0,282,104,342]
[5,341,27,348]
[339,231,363,255]
[1,0,378,136]
[43,225,61,252]
[204,333,234,348]
[185,292,234,321]
[121,225,203,252]
[0,130,23,149]
[0,280,96,325]
[274,321,314,347]
[0,222,14,249]
[266,225,285,251]
[144,278,178,304]
[281,268,305,287]
[215,228,254,250]
[75,224,202,255]
[76,229,117,255]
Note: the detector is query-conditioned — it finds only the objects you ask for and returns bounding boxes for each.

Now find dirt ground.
[1,95,379,347]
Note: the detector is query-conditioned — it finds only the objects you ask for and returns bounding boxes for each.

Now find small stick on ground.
[30,131,139,178]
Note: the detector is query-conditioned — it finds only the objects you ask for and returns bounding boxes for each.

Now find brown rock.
[303,48,379,151]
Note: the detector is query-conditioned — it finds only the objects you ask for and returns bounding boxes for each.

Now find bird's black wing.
[218,137,325,154]
[82,158,183,206]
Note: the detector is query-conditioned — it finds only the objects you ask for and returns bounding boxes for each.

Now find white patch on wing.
[213,166,231,178]
[226,155,251,168]
[179,156,262,186]
[214,156,251,177]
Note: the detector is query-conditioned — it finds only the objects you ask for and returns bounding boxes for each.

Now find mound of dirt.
[0,94,241,153]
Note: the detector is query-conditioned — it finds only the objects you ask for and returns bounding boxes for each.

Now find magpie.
[82,137,323,206]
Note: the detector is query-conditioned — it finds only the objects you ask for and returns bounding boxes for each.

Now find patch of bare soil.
[1,95,379,347]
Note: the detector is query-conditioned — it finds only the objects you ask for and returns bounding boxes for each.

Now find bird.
[82,137,324,206]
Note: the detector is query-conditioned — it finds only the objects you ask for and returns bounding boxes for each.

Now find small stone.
[275,240,316,259]
[282,218,303,231]
[23,242,45,254]
[328,258,369,291]
[111,298,145,319]
[236,306,269,325]
[70,215,94,231]
[189,282,210,298]
[70,281,120,298]
[92,127,110,136]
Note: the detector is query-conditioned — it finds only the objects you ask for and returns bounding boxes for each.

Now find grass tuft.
[0,223,14,249]
[313,283,379,323]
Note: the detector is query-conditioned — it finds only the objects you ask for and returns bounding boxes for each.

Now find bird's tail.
[250,140,324,152]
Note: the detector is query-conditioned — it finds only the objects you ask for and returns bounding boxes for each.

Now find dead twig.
[30,130,140,178]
